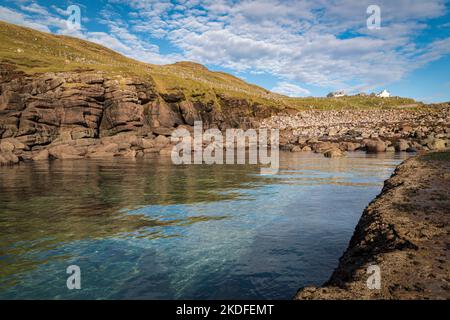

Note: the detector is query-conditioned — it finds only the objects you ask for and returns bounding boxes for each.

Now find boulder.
[142,138,155,149]
[3,138,27,150]
[339,142,360,152]
[364,139,386,153]
[301,146,312,152]
[0,151,19,166]
[159,146,173,156]
[386,146,395,152]
[90,143,119,154]
[87,143,119,158]
[48,145,84,160]
[32,149,49,161]
[394,139,409,152]
[324,149,344,158]
[143,147,160,154]
[120,149,137,158]
[0,141,15,152]
[291,146,302,152]
[155,135,170,146]
[427,138,446,151]
[313,141,339,153]
[400,124,413,133]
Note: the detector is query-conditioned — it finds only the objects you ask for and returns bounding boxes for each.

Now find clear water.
[0,151,410,299]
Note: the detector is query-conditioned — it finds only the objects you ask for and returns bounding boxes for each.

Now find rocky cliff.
[295,152,450,299]
[0,62,275,165]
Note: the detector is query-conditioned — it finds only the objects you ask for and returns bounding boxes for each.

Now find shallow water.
[0,151,410,299]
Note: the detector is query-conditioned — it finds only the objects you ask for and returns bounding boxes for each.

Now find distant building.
[377,89,391,98]
[327,90,346,98]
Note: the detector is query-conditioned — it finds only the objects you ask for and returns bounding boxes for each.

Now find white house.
[327,90,346,98]
[377,89,391,98]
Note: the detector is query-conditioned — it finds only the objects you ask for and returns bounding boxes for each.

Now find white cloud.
[112,0,449,91]
[0,3,181,65]
[272,82,311,97]
[1,0,449,93]
[20,3,48,15]
[0,5,50,32]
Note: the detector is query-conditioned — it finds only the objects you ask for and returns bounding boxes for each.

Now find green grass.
[0,20,423,111]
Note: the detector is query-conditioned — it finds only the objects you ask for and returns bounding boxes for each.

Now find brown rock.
[313,142,339,153]
[386,146,396,152]
[150,99,184,128]
[142,138,155,149]
[152,126,174,136]
[365,139,386,153]
[427,138,446,151]
[179,101,201,126]
[159,146,173,156]
[32,149,49,161]
[120,149,137,158]
[395,139,410,152]
[324,149,344,158]
[340,142,361,152]
[0,141,15,152]
[90,143,119,154]
[155,135,170,146]
[48,144,84,160]
[0,151,19,166]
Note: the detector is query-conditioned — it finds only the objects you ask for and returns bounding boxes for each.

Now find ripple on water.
[0,151,411,299]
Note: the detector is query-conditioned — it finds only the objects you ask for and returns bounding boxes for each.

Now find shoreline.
[295,151,450,300]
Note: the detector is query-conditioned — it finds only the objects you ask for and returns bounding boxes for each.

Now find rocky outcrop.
[0,63,274,165]
[295,152,450,299]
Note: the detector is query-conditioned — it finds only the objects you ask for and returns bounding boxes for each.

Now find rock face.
[295,152,450,300]
[0,63,274,164]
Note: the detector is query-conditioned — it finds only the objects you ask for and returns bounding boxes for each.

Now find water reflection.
[0,152,410,299]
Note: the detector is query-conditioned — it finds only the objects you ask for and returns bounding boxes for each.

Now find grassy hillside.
[0,20,419,110]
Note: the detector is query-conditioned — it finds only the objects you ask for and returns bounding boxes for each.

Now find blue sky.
[0,0,449,102]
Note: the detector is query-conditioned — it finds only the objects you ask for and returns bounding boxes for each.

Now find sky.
[0,0,449,102]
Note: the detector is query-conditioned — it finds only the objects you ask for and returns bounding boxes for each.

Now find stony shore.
[262,106,450,158]
[295,152,450,300]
